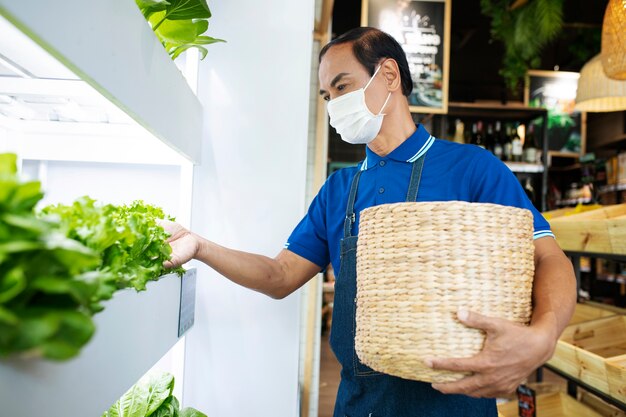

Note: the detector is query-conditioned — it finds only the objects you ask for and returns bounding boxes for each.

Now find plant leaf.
[140,371,175,415]
[106,381,150,417]
[151,396,180,417]
[0,153,17,175]
[165,0,211,20]
[180,408,207,417]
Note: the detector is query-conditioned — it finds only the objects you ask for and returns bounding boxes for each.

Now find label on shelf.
[178,269,197,337]
[517,384,537,417]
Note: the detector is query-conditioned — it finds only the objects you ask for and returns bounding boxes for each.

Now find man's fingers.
[458,309,503,334]
[425,355,487,373]
[431,374,485,396]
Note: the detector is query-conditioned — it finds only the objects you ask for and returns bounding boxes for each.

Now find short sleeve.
[285,181,330,269]
[469,151,554,240]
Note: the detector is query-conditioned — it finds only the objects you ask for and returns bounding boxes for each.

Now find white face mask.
[327,65,392,145]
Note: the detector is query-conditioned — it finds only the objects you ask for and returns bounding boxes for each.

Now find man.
[162,27,576,416]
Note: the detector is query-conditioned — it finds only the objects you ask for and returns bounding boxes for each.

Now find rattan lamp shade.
[602,0,626,80]
[575,54,626,112]
[355,201,535,383]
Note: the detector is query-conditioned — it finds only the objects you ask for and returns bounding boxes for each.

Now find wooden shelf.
[0,270,196,417]
[549,151,581,159]
[447,101,547,120]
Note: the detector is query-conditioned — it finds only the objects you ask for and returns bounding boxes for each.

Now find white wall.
[183,0,315,416]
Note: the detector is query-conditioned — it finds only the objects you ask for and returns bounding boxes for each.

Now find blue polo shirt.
[286,124,554,271]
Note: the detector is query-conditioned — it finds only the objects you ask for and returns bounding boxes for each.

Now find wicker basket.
[355,201,535,383]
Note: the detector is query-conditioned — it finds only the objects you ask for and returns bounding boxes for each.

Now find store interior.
[1,0,626,416]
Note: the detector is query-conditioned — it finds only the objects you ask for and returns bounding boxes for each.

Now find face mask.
[327,65,392,145]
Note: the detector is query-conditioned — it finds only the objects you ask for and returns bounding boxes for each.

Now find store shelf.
[549,150,581,159]
[555,197,593,206]
[447,101,547,121]
[599,183,626,195]
[0,269,196,417]
[543,363,626,411]
[565,250,626,263]
[0,0,202,163]
[504,161,544,173]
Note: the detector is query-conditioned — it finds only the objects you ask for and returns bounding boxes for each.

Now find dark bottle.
[503,125,513,162]
[485,123,495,155]
[473,120,485,149]
[523,124,539,164]
[493,121,504,160]
[511,124,523,162]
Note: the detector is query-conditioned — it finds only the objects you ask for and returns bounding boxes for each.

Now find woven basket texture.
[601,0,626,80]
[355,201,535,383]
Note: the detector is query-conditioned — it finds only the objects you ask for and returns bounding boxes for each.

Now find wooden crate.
[548,316,626,393]
[606,355,626,404]
[543,204,603,221]
[498,392,603,417]
[580,390,626,417]
[549,204,626,254]
[570,303,617,325]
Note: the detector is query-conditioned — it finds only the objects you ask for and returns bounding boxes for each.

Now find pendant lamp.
[601,0,626,80]
[575,54,626,112]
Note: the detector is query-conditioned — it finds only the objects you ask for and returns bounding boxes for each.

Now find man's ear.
[381,59,402,92]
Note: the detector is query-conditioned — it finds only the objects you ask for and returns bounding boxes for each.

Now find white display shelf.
[504,161,544,173]
[0,270,196,417]
[0,0,202,164]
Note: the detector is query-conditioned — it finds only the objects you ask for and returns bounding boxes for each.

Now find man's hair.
[319,27,413,97]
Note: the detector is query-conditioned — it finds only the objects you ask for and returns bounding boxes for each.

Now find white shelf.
[599,183,626,194]
[0,270,196,417]
[504,161,545,173]
[0,0,202,163]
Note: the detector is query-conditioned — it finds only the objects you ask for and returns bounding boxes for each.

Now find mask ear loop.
[377,92,392,116]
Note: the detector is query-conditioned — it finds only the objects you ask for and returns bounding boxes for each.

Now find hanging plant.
[135,0,225,60]
[480,0,564,92]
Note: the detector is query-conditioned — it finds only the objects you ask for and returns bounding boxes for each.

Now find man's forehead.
[320,43,356,68]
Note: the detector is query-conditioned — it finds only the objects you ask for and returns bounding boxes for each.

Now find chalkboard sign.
[362,0,451,114]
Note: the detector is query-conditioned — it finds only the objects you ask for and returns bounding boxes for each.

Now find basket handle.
[573,329,595,341]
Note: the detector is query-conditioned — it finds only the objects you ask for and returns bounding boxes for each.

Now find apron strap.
[406,153,426,202]
[343,169,363,238]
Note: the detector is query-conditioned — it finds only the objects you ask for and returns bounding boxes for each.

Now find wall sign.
[362,0,451,114]
[525,70,586,155]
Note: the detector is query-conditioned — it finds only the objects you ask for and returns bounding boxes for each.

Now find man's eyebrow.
[319,72,350,96]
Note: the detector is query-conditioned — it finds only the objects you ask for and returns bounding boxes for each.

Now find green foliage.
[135,0,224,60]
[480,0,564,92]
[103,371,207,417]
[0,154,103,360]
[41,198,184,292]
[0,153,184,361]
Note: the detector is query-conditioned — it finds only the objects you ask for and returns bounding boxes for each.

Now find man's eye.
[337,84,346,91]
[323,96,330,101]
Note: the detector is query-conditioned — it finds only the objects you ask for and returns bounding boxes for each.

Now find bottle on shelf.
[493,121,504,160]
[485,123,495,155]
[503,125,513,162]
[472,120,485,149]
[511,124,523,162]
[523,124,538,164]
[453,119,465,144]
[523,177,536,203]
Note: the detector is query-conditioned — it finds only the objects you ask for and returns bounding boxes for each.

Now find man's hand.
[426,309,557,398]
[158,219,200,269]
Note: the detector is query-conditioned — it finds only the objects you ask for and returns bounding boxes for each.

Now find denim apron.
[330,154,497,417]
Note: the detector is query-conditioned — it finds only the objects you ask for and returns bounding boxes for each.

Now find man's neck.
[367,106,417,157]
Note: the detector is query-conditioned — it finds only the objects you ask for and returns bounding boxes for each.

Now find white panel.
[39,160,182,219]
[0,273,186,417]
[0,0,203,162]
[183,0,315,416]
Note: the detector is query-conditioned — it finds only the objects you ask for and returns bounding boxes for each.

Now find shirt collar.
[360,124,435,171]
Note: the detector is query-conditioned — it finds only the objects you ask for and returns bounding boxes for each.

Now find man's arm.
[161,220,322,299]
[427,237,577,398]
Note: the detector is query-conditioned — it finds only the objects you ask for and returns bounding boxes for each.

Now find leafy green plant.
[481,0,564,92]
[103,371,207,417]
[41,198,184,292]
[0,153,184,361]
[136,0,225,60]
[0,154,106,360]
